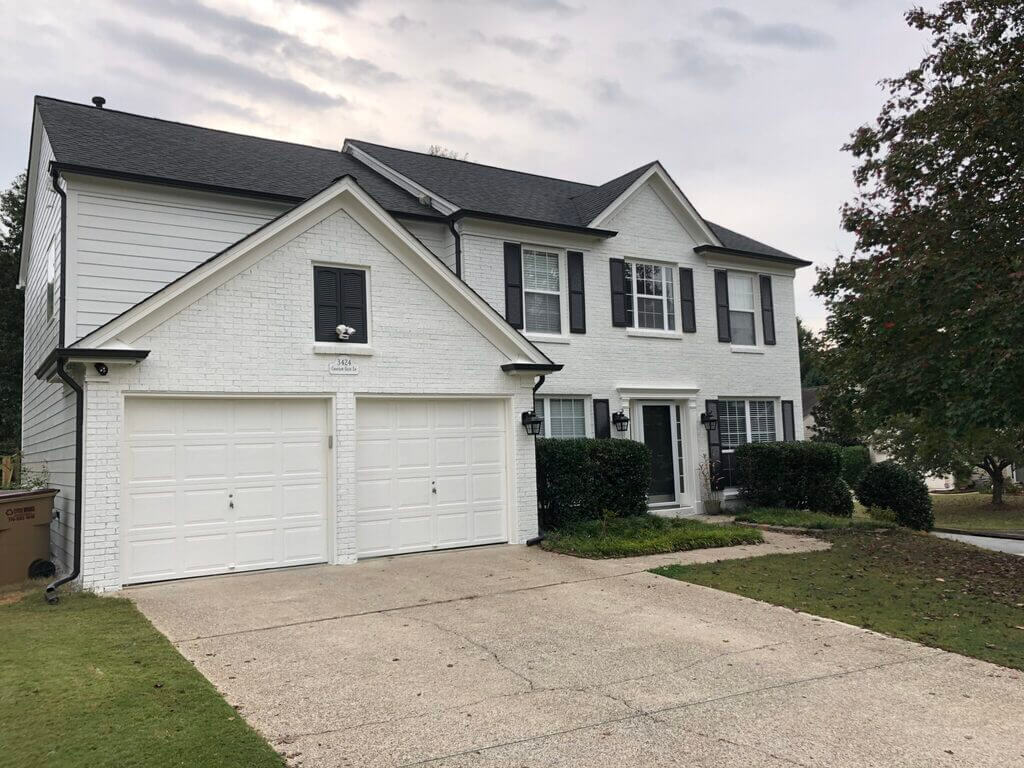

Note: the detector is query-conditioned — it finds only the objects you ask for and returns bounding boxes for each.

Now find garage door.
[355,399,508,557]
[123,397,330,584]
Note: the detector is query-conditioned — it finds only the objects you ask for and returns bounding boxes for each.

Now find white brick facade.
[77,204,539,591]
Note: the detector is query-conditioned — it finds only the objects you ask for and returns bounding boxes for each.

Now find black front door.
[642,405,675,503]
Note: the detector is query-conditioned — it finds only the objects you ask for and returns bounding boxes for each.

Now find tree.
[797,318,827,387]
[427,144,468,160]
[0,173,26,455]
[816,1,1024,505]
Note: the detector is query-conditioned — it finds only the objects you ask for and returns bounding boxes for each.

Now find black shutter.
[609,258,628,327]
[705,400,725,491]
[503,242,523,329]
[567,250,586,334]
[314,267,342,342]
[679,267,696,333]
[760,275,776,346]
[340,269,368,344]
[714,269,731,342]
[593,399,611,439]
[782,400,795,442]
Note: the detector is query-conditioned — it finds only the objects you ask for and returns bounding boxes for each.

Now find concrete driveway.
[129,534,1024,768]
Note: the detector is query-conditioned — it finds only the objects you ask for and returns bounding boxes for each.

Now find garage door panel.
[129,445,176,482]
[182,488,231,525]
[355,399,507,558]
[124,397,330,585]
[183,443,229,481]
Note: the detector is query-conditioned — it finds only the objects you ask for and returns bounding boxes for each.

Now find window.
[313,266,368,344]
[727,273,756,345]
[626,262,675,330]
[523,248,561,334]
[535,397,586,438]
[719,399,776,487]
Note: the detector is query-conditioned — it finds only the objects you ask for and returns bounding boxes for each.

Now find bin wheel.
[28,559,56,579]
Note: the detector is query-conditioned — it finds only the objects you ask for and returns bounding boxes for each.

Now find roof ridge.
[569,161,657,201]
[34,95,346,157]
[348,139,599,190]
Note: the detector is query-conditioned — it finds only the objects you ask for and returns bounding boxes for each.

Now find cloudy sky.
[2,0,936,327]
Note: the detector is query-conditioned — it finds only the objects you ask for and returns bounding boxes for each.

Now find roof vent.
[91,96,106,109]
[417,193,432,207]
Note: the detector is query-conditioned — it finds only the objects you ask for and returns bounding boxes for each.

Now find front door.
[640,403,676,504]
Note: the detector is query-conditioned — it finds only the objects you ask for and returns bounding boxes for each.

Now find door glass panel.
[642,405,675,502]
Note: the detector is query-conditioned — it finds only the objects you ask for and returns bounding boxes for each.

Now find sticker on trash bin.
[5,505,36,522]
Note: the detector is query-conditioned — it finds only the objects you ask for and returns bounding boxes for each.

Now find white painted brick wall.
[460,181,804,504]
[79,205,538,592]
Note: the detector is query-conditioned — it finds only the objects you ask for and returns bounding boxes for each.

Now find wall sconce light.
[611,410,630,432]
[521,410,544,436]
[700,412,718,432]
[94,362,108,376]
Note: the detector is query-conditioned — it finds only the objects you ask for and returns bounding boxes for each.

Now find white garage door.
[123,397,330,584]
[355,399,508,557]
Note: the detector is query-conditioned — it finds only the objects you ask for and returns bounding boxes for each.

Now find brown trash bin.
[0,488,58,586]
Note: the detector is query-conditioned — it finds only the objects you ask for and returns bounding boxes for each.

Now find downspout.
[526,374,548,546]
[44,166,83,604]
[447,217,462,278]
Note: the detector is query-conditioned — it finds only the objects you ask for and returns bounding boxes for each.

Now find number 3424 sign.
[328,357,358,375]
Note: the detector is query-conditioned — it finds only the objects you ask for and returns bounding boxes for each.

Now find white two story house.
[19,96,808,593]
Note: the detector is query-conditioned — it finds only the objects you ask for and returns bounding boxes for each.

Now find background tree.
[0,173,26,455]
[427,144,468,160]
[797,318,828,388]
[816,1,1024,505]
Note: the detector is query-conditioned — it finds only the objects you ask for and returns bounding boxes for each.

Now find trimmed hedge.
[736,441,853,517]
[536,438,651,530]
[840,445,871,488]
[856,461,934,531]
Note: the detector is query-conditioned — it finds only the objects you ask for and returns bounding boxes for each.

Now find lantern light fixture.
[521,410,544,436]
[700,412,718,432]
[611,410,630,432]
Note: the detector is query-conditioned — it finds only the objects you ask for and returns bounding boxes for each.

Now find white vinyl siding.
[728,273,756,345]
[536,397,586,438]
[522,247,561,334]
[68,179,288,341]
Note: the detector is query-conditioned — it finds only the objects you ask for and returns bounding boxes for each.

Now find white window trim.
[536,395,589,438]
[627,260,678,333]
[720,398,779,452]
[522,245,568,340]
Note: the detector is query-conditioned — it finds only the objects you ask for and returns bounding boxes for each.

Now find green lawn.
[734,507,897,530]
[541,514,763,558]
[0,589,283,768]
[931,492,1024,533]
[652,529,1024,671]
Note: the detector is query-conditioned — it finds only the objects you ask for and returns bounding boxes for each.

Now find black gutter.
[501,363,564,374]
[693,244,812,268]
[450,209,617,239]
[447,217,462,278]
[46,358,82,604]
[34,347,151,380]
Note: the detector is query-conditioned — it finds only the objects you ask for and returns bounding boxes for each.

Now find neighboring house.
[19,96,808,592]
[801,386,819,440]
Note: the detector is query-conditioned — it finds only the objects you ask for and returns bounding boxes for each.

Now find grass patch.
[652,529,1024,671]
[931,492,1024,533]
[541,514,763,558]
[0,590,283,768]
[734,507,897,530]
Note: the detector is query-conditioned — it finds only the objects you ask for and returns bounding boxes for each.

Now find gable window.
[719,399,776,486]
[523,247,562,334]
[625,262,675,331]
[313,266,368,344]
[727,273,756,345]
[535,397,586,438]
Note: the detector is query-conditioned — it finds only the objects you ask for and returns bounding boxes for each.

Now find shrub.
[865,506,897,523]
[840,445,871,488]
[735,441,850,515]
[536,438,650,530]
[856,461,934,531]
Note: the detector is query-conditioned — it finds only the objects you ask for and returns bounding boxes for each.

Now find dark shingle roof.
[35,97,440,219]
[35,97,803,263]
